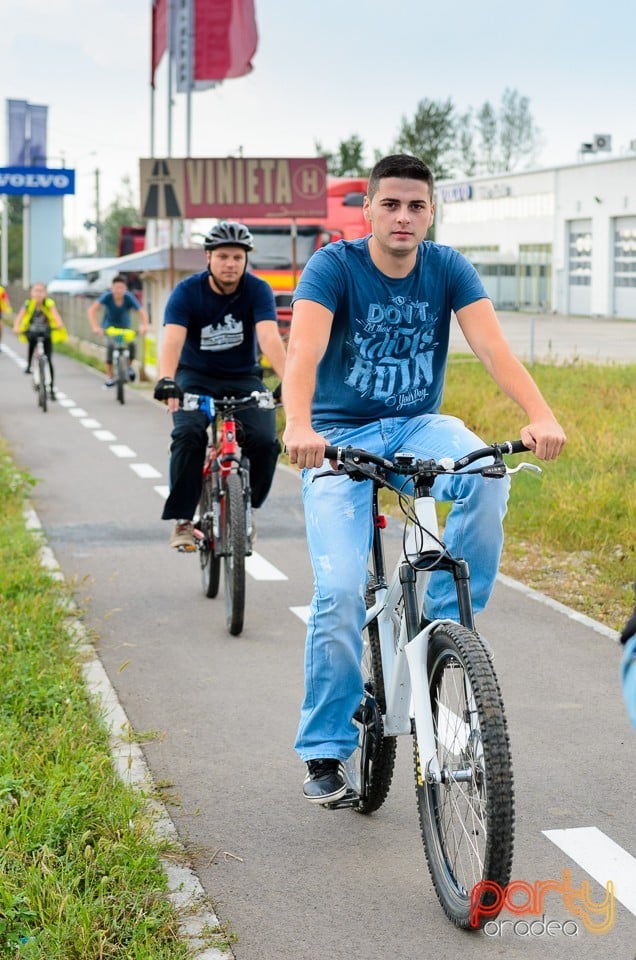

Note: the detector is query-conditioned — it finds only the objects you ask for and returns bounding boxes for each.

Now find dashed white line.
[80,418,101,428]
[290,605,310,624]
[109,444,136,458]
[94,429,117,441]
[154,485,170,499]
[130,463,162,479]
[69,407,89,417]
[59,397,76,408]
[544,827,636,917]
[245,552,288,581]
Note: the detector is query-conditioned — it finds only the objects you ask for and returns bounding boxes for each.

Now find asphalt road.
[1,330,634,960]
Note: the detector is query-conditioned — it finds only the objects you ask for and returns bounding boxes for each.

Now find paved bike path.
[1,336,634,960]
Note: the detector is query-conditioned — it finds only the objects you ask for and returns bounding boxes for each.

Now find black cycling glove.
[153,377,184,402]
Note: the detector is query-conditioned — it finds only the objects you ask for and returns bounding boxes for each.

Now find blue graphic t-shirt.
[164,270,276,377]
[292,238,488,428]
[97,290,142,329]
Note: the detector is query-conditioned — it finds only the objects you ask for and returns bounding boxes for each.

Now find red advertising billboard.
[140,157,328,219]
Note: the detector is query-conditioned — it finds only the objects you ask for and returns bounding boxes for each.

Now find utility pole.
[95,168,102,255]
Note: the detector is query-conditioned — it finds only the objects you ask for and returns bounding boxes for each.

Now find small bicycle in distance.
[104,325,136,405]
[182,388,276,636]
[30,321,54,412]
[316,439,541,929]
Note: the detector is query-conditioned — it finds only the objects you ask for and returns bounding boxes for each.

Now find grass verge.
[0,444,230,959]
[441,357,636,629]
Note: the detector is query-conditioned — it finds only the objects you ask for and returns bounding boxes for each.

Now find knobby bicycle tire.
[198,475,221,598]
[355,578,397,814]
[116,353,126,405]
[414,621,514,929]
[38,354,47,412]
[223,471,247,636]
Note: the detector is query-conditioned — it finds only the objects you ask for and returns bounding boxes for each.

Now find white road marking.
[68,407,88,417]
[154,485,170,499]
[130,463,162,479]
[109,444,136,458]
[94,429,117,442]
[80,418,101,428]
[543,826,636,915]
[290,605,310,624]
[59,397,76,408]
[245,552,288,581]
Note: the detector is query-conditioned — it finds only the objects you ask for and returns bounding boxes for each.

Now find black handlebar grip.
[324,445,339,460]
[507,439,531,454]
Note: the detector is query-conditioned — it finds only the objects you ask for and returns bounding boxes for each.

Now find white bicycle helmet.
[204,221,254,251]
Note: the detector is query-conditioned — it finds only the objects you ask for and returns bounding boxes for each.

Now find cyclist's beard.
[208,259,247,295]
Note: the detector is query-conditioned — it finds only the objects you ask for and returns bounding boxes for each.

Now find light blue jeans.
[294,415,511,762]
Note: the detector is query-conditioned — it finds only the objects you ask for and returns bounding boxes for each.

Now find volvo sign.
[0,166,75,196]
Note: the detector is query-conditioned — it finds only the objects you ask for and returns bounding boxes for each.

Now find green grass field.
[441,357,635,628]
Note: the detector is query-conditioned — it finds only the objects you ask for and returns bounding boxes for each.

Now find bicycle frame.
[364,486,455,783]
[199,400,253,543]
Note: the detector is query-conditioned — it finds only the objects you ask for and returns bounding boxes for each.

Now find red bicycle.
[184,389,275,636]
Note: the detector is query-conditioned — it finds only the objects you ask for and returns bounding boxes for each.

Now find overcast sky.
[2,0,634,248]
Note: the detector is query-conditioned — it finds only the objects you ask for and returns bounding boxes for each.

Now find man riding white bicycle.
[282,153,567,804]
[153,221,286,550]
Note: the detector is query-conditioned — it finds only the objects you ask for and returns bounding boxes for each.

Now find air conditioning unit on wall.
[593,134,612,152]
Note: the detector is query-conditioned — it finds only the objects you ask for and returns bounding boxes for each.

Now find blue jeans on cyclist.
[161,368,281,522]
[294,414,511,765]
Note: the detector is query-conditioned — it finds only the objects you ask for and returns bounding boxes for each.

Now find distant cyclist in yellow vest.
[14,282,66,400]
[0,283,12,350]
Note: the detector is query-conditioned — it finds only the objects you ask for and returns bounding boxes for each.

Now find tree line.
[317,88,542,180]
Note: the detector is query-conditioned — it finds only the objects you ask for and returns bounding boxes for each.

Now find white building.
[434,154,636,318]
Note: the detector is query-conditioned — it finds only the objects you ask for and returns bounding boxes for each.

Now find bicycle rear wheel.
[354,579,397,814]
[116,353,126,404]
[222,471,247,635]
[38,354,47,412]
[198,476,221,598]
[414,621,514,929]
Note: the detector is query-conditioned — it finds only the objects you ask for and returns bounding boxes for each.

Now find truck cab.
[244,177,369,339]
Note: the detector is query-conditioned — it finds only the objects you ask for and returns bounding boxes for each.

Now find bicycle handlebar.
[323,439,531,479]
[182,389,276,420]
[104,326,136,342]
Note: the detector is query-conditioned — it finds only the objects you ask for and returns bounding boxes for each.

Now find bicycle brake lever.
[312,467,345,481]
[507,462,542,476]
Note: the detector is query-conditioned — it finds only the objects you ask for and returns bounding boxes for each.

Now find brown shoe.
[170,520,197,552]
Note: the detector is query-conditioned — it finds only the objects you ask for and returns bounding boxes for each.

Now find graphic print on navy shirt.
[200,312,244,351]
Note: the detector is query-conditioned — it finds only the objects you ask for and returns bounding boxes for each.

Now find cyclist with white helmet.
[154,221,286,550]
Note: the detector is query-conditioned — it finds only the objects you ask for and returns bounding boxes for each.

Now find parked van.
[47,257,119,297]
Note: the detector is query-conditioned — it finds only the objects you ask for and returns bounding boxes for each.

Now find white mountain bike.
[317,439,541,929]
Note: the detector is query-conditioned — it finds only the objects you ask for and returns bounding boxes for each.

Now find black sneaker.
[303,759,347,804]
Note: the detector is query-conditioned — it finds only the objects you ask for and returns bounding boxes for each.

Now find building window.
[614,224,636,287]
[568,228,592,286]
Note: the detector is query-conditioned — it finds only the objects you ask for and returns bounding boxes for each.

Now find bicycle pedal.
[322,789,359,810]
[177,544,197,553]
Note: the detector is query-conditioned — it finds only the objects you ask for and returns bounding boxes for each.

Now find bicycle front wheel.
[414,622,514,929]
[38,354,47,412]
[116,353,126,404]
[198,476,221,598]
[222,471,247,636]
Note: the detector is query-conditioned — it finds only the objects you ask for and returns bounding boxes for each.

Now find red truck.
[244,176,369,338]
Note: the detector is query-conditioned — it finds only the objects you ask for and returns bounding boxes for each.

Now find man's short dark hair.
[367,154,434,200]
[112,275,128,285]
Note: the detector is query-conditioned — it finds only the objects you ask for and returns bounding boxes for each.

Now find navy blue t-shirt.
[164,270,276,377]
[292,238,488,428]
[97,290,142,329]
